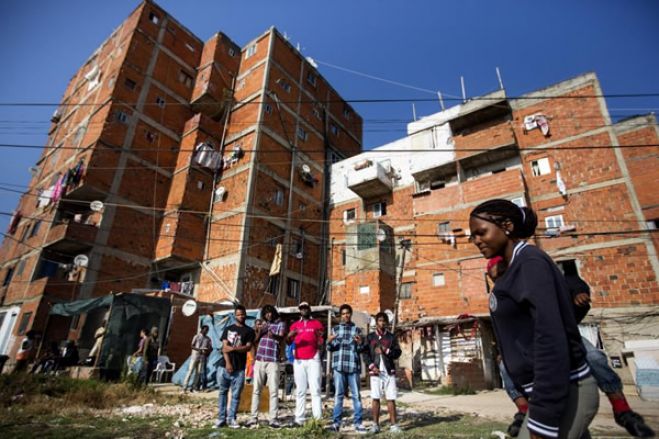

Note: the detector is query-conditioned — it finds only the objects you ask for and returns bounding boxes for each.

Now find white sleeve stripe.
[528,423,559,438]
[528,418,559,431]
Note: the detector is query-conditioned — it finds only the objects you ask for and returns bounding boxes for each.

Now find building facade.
[328,73,658,386]
[0,0,361,362]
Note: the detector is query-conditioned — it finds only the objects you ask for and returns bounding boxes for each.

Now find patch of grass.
[419,384,477,396]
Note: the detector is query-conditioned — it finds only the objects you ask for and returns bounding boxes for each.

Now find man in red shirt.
[287,302,324,426]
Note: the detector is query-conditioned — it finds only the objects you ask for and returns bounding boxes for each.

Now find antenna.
[460,76,467,103]
[437,91,445,111]
[496,67,504,90]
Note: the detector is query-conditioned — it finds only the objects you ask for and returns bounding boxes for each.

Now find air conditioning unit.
[214,186,227,202]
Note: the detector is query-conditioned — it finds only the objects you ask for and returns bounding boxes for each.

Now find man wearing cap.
[287,302,324,426]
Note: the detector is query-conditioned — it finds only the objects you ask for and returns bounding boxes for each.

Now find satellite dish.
[376,229,387,242]
[295,252,304,259]
[182,299,197,317]
[90,200,104,212]
[301,164,311,174]
[384,309,395,324]
[369,316,376,327]
[73,254,89,268]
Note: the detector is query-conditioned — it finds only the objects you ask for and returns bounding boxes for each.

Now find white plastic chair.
[152,355,176,383]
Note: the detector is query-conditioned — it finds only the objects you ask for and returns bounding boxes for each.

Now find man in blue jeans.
[215,305,255,429]
[327,303,367,434]
[490,258,655,438]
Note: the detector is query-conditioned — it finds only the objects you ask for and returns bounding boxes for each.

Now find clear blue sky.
[0,0,658,230]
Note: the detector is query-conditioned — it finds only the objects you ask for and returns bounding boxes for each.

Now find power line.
[0,93,658,107]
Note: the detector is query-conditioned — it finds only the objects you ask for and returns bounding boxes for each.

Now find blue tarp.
[172,310,258,389]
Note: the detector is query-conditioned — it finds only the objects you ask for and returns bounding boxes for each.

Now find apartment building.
[328,73,658,387]
[0,0,361,363]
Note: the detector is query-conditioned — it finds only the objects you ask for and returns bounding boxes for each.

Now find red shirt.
[290,318,324,360]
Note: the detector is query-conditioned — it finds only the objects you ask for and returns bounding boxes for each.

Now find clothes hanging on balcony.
[72,160,85,185]
[53,174,65,202]
[37,186,55,208]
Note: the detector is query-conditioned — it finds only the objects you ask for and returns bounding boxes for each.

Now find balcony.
[191,65,233,121]
[44,221,97,254]
[347,160,393,199]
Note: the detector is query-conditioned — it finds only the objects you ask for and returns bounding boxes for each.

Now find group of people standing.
[181,301,403,434]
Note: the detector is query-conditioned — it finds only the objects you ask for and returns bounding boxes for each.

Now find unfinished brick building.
[0,0,361,363]
[328,73,658,387]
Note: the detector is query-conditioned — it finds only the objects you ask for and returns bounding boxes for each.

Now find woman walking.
[469,199,599,439]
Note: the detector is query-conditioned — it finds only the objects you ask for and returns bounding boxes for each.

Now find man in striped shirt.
[247,304,285,428]
[327,304,367,434]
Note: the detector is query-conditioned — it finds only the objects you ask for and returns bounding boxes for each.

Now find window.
[306,72,317,86]
[557,259,579,276]
[178,70,193,88]
[228,47,236,57]
[116,111,129,124]
[74,125,87,145]
[400,282,412,299]
[297,127,308,142]
[343,106,352,119]
[415,180,431,193]
[433,273,446,287]
[372,202,386,218]
[312,107,322,119]
[359,285,370,295]
[264,103,272,114]
[29,221,41,238]
[646,219,658,230]
[330,123,339,136]
[437,222,451,238]
[20,224,31,241]
[329,150,344,164]
[156,96,166,108]
[277,79,291,93]
[245,44,257,59]
[290,237,303,258]
[287,278,300,299]
[148,12,160,25]
[531,157,551,176]
[124,78,137,90]
[545,214,564,229]
[267,275,279,295]
[3,267,14,287]
[274,189,284,206]
[344,208,356,223]
[16,259,26,277]
[341,249,346,266]
[17,312,32,335]
[510,197,526,207]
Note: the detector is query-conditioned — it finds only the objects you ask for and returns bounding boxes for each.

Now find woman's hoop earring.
[505,230,510,236]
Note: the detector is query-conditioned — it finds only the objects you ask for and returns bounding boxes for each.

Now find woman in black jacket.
[469,199,598,439]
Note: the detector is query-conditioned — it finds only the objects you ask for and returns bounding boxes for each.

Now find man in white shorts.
[363,312,402,434]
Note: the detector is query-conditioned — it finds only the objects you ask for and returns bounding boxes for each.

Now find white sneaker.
[389,424,403,434]
[369,424,381,434]
[228,419,240,429]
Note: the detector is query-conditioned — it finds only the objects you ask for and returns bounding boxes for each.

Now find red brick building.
[328,73,658,386]
[0,0,360,364]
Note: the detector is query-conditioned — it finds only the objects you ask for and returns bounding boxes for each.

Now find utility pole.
[392,238,412,331]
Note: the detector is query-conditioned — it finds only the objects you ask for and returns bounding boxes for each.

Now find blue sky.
[0,0,658,230]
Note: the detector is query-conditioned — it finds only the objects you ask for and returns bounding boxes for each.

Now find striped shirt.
[255,319,285,362]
